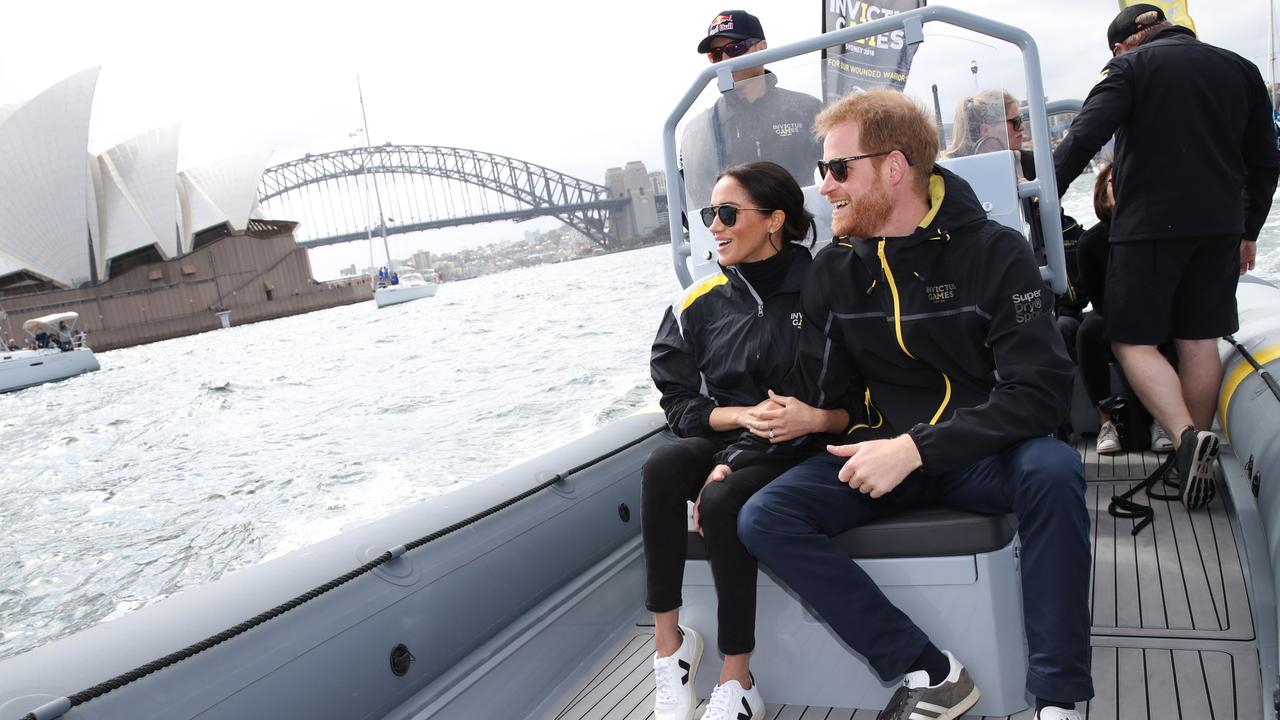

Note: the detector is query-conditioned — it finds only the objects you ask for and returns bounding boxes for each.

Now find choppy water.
[2,181,1279,661]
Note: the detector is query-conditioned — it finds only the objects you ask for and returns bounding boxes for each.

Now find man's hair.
[1121,12,1171,47]
[814,89,938,196]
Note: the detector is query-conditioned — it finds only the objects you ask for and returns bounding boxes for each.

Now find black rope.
[1108,453,1178,535]
[1225,334,1280,404]
[19,426,664,720]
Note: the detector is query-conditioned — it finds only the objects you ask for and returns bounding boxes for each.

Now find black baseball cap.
[696,10,766,54]
[1107,4,1165,49]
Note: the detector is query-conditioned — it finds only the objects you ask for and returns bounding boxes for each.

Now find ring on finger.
[768,430,775,439]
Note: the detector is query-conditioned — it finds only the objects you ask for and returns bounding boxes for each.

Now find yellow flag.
[1118,0,1198,35]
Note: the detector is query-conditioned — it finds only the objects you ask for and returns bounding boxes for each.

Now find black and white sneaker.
[701,677,764,720]
[1173,426,1219,509]
[652,625,702,720]
[877,650,980,720]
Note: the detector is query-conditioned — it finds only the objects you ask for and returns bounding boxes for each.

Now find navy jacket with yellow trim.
[718,167,1074,473]
[650,244,815,442]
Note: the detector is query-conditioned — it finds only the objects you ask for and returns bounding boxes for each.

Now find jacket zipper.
[875,240,952,425]
[731,267,766,318]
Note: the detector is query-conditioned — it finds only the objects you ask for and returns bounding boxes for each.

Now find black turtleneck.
[735,243,794,299]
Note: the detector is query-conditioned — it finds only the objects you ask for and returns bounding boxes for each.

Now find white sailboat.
[356,77,438,310]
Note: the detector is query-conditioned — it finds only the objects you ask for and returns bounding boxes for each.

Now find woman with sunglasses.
[645,161,851,720]
[943,89,1029,173]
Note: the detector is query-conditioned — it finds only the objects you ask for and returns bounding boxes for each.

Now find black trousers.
[641,435,790,656]
[1076,311,1111,407]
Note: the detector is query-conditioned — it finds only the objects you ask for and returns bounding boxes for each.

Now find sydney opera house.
[0,69,369,350]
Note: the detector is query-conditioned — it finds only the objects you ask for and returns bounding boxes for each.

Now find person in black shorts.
[1054,4,1280,508]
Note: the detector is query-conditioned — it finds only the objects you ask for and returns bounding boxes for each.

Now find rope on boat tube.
[18,426,664,720]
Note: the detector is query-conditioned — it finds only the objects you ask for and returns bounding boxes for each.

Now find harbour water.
[2,179,1279,661]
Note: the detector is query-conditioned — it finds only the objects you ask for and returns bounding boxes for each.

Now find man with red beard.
[714,90,1091,720]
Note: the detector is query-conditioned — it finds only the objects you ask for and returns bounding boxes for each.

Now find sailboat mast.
[357,76,393,268]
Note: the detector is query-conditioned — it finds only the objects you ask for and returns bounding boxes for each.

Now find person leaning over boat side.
[1054,4,1280,509]
[717,90,1091,720]
[644,161,850,720]
[680,10,824,209]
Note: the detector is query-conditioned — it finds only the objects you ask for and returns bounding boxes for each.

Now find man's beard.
[832,178,893,239]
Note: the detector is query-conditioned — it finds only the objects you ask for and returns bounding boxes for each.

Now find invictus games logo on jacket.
[773,122,803,138]
[926,283,956,303]
[1011,288,1044,324]
[708,14,734,34]
[791,312,804,329]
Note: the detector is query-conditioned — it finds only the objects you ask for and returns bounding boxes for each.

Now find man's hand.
[1241,238,1257,276]
[827,435,923,499]
[693,464,732,535]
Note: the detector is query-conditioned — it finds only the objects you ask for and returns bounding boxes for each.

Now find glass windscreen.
[675,25,1054,283]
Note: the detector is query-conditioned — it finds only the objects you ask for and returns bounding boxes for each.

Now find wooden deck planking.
[543,631,1260,719]
[1087,478,1251,639]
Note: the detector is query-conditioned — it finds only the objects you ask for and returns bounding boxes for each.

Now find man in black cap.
[1054,3,1280,511]
[681,10,824,210]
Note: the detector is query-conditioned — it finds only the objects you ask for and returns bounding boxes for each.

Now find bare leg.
[655,609,682,657]
[1096,409,1113,425]
[1175,338,1223,432]
[1112,342,1193,448]
[720,654,752,687]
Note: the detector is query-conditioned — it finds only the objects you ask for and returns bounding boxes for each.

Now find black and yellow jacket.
[718,167,1074,473]
[651,244,815,442]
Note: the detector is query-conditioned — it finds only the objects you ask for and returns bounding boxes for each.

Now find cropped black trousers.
[641,435,790,656]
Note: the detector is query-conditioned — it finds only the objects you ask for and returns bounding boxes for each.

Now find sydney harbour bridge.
[257,145,649,249]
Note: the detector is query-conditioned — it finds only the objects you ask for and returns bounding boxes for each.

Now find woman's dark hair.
[1092,161,1114,223]
[717,161,817,247]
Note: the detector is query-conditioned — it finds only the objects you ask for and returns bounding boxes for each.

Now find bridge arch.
[257,145,628,247]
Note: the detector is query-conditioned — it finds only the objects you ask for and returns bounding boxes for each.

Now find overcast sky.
[0,1,1273,275]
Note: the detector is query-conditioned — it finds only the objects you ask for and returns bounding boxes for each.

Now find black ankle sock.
[1035,698,1075,712]
[907,642,949,686]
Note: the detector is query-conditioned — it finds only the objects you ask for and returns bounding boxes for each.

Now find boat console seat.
[685,506,1014,561]
[679,506,1029,715]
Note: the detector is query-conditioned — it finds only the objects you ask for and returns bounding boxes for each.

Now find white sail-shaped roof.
[95,124,182,271]
[181,151,273,234]
[177,171,229,253]
[0,68,100,287]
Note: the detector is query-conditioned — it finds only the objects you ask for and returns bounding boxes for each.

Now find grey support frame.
[662,6,1069,295]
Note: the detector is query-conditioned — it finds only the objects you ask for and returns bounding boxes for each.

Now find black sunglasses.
[699,204,771,227]
[816,150,901,183]
[707,38,759,63]
[1006,116,1024,131]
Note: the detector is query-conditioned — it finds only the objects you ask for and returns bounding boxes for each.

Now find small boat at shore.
[0,312,99,394]
[374,272,439,308]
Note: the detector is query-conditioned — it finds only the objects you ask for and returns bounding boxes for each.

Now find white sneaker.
[653,626,702,720]
[701,678,764,720]
[1097,420,1122,455]
[1150,422,1174,453]
[1036,706,1081,720]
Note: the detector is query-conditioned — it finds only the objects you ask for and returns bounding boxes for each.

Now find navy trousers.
[737,437,1094,702]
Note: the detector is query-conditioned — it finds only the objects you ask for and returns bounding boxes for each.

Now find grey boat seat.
[686,506,1016,560]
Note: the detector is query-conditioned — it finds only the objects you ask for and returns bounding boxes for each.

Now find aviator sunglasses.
[816,150,902,183]
[707,38,759,63]
[1006,115,1024,131]
[699,204,772,227]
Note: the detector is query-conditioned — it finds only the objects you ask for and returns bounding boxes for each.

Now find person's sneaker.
[1172,427,1218,507]
[652,626,702,720]
[1173,426,1219,509]
[876,650,979,720]
[701,677,764,720]
[1035,707,1082,720]
[1096,420,1122,455]
[1150,423,1174,453]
